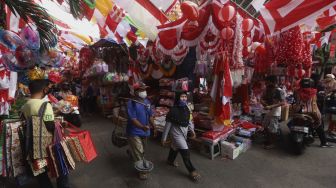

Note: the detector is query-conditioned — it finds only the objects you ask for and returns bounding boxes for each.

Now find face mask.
[138,91,147,99]
[43,88,51,96]
[179,100,187,106]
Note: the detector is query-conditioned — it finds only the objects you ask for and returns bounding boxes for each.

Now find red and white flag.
[115,0,169,40]
[5,6,26,33]
[105,5,126,33]
[258,0,336,35]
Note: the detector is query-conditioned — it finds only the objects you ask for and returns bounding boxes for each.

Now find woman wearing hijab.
[162,91,201,181]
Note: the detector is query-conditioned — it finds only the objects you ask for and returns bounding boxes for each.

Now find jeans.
[36,172,70,188]
[167,148,196,173]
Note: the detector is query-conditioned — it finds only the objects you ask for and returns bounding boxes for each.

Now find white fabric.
[250,0,267,12]
[9,71,17,98]
[277,0,305,18]
[0,102,10,115]
[210,75,218,102]
[0,75,10,89]
[149,0,176,12]
[115,0,164,40]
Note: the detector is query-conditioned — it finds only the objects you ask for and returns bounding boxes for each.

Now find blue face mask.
[179,100,187,106]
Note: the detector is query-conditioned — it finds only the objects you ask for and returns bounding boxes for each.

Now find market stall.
[0,2,336,185]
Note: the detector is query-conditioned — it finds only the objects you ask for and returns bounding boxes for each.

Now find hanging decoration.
[219,5,236,25]
[159,58,176,77]
[151,63,164,79]
[242,18,254,34]
[0,30,24,51]
[180,1,199,21]
[276,26,304,66]
[221,27,234,40]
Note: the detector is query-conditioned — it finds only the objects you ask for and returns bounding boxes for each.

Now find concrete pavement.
[2,116,336,188]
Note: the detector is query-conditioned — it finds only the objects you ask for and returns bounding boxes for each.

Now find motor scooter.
[287,113,315,154]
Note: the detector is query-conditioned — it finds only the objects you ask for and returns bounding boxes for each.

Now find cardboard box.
[220,141,243,160]
[230,135,252,152]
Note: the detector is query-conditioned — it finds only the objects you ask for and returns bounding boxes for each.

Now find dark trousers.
[36,172,70,188]
[315,125,327,145]
[167,148,196,173]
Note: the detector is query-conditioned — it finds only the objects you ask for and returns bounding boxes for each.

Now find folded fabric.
[202,127,233,140]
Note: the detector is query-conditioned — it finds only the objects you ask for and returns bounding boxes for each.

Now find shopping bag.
[32,102,53,159]
[65,136,84,162]
[55,122,75,170]
[47,144,59,178]
[66,122,97,163]
[54,143,69,176]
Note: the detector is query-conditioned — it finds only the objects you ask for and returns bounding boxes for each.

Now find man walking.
[126,83,155,180]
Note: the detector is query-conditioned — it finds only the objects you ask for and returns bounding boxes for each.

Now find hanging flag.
[149,0,177,13]
[105,5,126,32]
[115,0,169,40]
[250,0,266,12]
[5,6,26,33]
[259,0,336,35]
[317,15,336,31]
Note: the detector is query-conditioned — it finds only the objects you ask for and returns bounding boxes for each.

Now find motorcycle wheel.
[293,141,305,155]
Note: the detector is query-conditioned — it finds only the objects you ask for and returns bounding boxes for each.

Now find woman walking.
[162,91,201,182]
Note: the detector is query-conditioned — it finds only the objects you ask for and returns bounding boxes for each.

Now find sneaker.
[320,143,334,148]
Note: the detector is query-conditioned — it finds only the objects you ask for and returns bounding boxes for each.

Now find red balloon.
[242,18,254,33]
[181,1,199,21]
[242,36,252,47]
[219,5,236,22]
[221,27,234,40]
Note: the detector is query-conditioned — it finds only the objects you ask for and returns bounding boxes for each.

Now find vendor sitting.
[58,82,81,127]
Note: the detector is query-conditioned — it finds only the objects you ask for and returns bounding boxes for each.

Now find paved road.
[3,116,336,188]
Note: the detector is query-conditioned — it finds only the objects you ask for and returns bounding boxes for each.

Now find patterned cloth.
[9,121,25,177]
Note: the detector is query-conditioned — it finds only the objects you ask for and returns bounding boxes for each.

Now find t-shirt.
[263,88,286,117]
[126,99,153,137]
[22,99,54,122]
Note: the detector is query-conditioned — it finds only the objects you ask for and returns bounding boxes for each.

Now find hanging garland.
[160,59,176,77]
[139,63,153,79]
[151,64,164,79]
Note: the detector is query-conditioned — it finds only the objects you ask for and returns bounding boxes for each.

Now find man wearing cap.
[323,74,336,137]
[323,74,336,94]
[126,83,155,180]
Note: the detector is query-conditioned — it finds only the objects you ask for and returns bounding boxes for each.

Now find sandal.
[139,172,148,180]
[190,171,201,182]
[167,161,179,168]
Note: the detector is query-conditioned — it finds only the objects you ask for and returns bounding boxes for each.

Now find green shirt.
[22,99,55,122]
